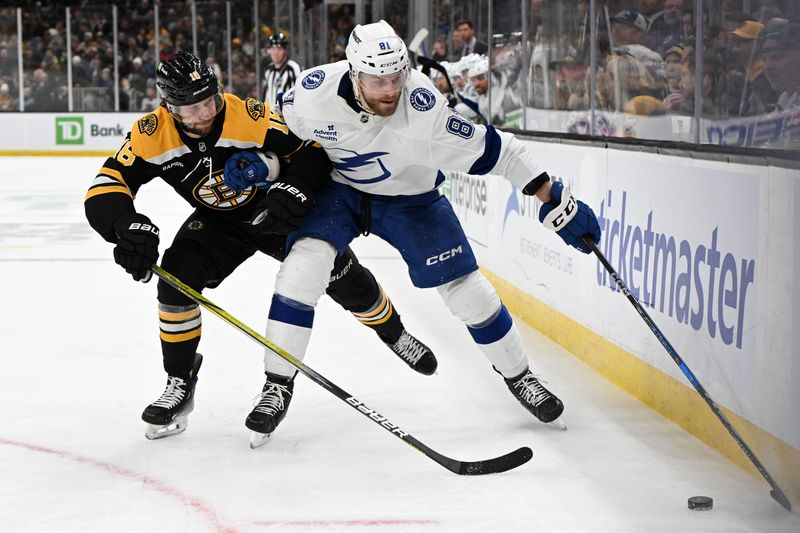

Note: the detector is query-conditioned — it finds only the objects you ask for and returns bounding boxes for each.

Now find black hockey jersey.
[85,92,331,243]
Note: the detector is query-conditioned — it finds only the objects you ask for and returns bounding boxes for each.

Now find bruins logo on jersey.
[138,113,158,136]
[193,168,256,210]
[245,98,266,121]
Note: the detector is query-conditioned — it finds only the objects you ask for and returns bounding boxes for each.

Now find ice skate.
[504,368,565,425]
[386,329,438,375]
[246,372,294,449]
[142,353,203,440]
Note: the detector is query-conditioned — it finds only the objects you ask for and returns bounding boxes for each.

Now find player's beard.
[361,90,401,117]
[180,117,216,137]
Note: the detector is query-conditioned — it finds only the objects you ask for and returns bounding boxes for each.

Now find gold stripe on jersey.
[98,166,126,183]
[85,165,134,201]
[129,106,190,165]
[85,185,131,201]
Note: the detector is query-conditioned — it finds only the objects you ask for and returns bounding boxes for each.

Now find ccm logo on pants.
[426,245,463,266]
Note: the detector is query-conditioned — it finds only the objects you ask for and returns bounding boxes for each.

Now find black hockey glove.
[251,178,313,235]
[113,212,160,282]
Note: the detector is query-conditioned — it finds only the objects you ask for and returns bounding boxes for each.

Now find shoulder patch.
[138,113,158,136]
[410,88,436,112]
[301,70,326,90]
[245,98,266,121]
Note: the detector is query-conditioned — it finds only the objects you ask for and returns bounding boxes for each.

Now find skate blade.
[145,416,188,440]
[249,431,272,449]
[548,418,568,431]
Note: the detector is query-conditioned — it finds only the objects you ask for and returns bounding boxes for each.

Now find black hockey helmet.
[156,51,219,106]
[268,32,289,48]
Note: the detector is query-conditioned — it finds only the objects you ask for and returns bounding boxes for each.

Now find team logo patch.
[138,113,158,136]
[186,220,204,231]
[301,70,326,90]
[410,88,436,112]
[246,98,266,121]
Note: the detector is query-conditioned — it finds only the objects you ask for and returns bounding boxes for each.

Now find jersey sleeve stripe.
[98,166,126,183]
[468,124,502,175]
[84,185,133,201]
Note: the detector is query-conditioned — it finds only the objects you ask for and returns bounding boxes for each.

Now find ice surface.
[0,157,797,532]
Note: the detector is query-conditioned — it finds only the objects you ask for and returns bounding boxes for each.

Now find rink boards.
[442,139,799,505]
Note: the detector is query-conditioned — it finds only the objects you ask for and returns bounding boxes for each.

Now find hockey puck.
[688,496,713,511]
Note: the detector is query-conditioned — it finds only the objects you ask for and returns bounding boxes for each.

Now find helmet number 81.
[379,41,390,50]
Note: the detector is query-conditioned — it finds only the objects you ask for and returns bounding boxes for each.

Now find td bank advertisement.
[0,113,140,152]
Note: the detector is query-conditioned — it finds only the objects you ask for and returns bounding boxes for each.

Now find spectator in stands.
[454,20,488,58]
[720,20,776,116]
[28,68,54,111]
[550,56,589,110]
[0,82,13,111]
[431,40,447,62]
[760,22,800,112]
[71,55,92,87]
[663,44,685,94]
[610,10,666,95]
[663,51,719,115]
[605,49,661,112]
[647,0,684,54]
[139,85,159,111]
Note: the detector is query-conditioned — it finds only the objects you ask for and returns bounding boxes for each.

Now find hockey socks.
[351,284,403,343]
[467,305,528,378]
[263,293,314,378]
[158,303,202,375]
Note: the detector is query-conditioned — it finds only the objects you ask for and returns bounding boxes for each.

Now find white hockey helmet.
[468,57,489,78]
[346,20,410,77]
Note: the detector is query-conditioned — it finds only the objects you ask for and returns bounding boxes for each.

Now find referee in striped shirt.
[263,32,302,107]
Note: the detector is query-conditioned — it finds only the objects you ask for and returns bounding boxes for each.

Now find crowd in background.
[431,0,800,130]
[1,1,798,148]
[0,0,280,112]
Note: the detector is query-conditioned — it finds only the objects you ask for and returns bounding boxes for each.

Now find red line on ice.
[0,437,237,533]
[251,519,438,527]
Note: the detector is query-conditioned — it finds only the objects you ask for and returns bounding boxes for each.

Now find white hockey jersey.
[279,60,543,196]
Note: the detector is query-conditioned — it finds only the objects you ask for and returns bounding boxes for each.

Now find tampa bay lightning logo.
[301,70,325,90]
[410,87,435,111]
[329,148,392,184]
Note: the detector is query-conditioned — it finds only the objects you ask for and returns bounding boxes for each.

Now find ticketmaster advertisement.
[443,141,799,451]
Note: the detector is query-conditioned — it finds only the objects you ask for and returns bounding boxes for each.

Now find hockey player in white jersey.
[225,20,601,442]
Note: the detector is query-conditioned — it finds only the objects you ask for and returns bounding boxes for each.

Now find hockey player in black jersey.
[84,51,436,444]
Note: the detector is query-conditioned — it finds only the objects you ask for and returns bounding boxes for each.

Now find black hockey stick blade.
[456,446,533,475]
[770,489,792,512]
[151,265,533,476]
[583,236,793,511]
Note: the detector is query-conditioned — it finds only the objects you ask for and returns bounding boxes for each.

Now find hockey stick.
[582,237,792,511]
[407,28,429,59]
[150,265,532,475]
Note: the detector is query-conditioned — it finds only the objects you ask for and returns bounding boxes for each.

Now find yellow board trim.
[482,268,800,506]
